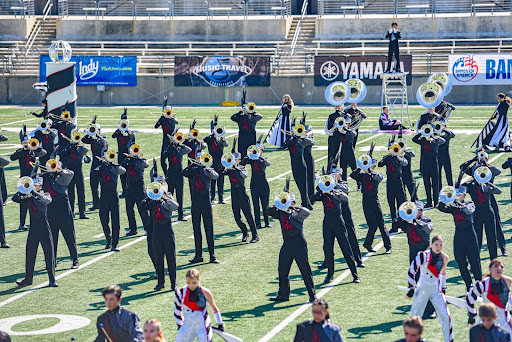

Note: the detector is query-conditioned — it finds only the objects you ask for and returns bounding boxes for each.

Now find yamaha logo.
[320,61,339,81]
[452,56,478,82]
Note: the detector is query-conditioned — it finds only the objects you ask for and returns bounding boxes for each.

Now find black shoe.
[178,216,188,222]
[218,200,225,204]
[389,227,399,234]
[88,206,99,211]
[353,276,361,283]
[308,295,317,303]
[241,234,249,242]
[111,246,120,252]
[357,262,365,268]
[317,261,327,269]
[154,284,165,291]
[71,260,79,269]
[363,244,376,253]
[49,281,59,287]
[385,248,392,254]
[16,279,32,287]
[307,205,313,211]
[423,312,437,320]
[126,231,138,236]
[79,213,89,219]
[502,249,509,257]
[0,242,9,248]
[18,225,28,230]
[105,243,111,250]
[250,236,259,243]
[189,256,203,264]
[323,275,333,284]
[255,225,262,230]
[210,256,220,264]
[270,295,289,302]
[265,223,271,228]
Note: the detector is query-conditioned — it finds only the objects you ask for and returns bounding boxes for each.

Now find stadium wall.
[0,75,505,106]
[0,17,36,41]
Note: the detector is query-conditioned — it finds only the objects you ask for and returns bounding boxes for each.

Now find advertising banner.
[40,55,137,86]
[314,55,412,86]
[448,54,512,85]
[174,56,270,87]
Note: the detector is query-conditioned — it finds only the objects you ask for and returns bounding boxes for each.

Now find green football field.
[0,104,510,342]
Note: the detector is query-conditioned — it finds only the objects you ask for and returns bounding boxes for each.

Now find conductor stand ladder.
[380,71,411,127]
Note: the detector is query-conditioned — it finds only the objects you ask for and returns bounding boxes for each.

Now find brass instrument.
[399,201,418,222]
[87,123,98,138]
[214,126,225,138]
[129,144,142,157]
[200,153,213,167]
[38,120,49,132]
[427,73,452,97]
[163,108,174,118]
[45,158,61,172]
[245,102,256,114]
[221,152,235,169]
[325,81,349,106]
[189,128,200,140]
[293,124,306,137]
[334,116,346,131]
[171,132,184,145]
[27,138,40,151]
[61,110,71,121]
[247,145,260,160]
[274,191,292,211]
[118,119,129,132]
[420,124,433,139]
[439,186,456,205]
[17,176,34,194]
[432,120,444,134]
[416,82,443,109]
[318,175,336,193]
[346,78,367,104]
[147,181,166,200]
[389,143,402,156]
[477,150,488,160]
[357,154,372,170]
[397,138,407,149]
[474,166,492,184]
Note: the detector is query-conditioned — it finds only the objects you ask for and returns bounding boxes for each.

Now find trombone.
[27,138,40,151]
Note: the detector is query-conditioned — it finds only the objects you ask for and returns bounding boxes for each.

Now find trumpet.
[118,119,129,132]
[38,120,49,132]
[221,152,235,169]
[334,116,346,131]
[389,143,402,156]
[87,123,98,138]
[399,201,418,222]
[27,138,40,151]
[45,158,61,172]
[420,124,433,139]
[432,120,444,134]
[147,181,166,201]
[245,102,256,114]
[129,144,142,157]
[247,145,260,160]
[357,154,372,170]
[214,126,225,138]
[17,176,34,194]
[200,153,213,168]
[293,124,306,137]
[274,191,292,211]
[474,166,492,184]
[189,128,200,140]
[439,186,456,205]
[163,108,174,118]
[318,175,336,193]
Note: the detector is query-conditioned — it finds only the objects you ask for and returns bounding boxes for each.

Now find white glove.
[393,29,398,33]
[389,29,393,34]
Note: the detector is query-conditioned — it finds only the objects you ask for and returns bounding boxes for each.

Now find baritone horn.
[389,143,402,156]
[247,145,260,160]
[45,158,60,172]
[221,152,235,169]
[190,128,200,139]
[474,166,492,184]
[318,175,336,193]
[433,120,443,134]
[200,153,213,167]
[130,144,141,157]
[38,120,49,132]
[214,126,225,138]
[420,124,433,139]
[439,186,456,205]
[71,130,82,142]
[17,176,34,194]
[334,116,346,131]
[275,192,292,211]
[147,181,166,200]
[357,154,371,170]
[293,124,306,137]
[105,150,117,163]
[27,138,39,150]
[399,201,418,222]
[246,102,256,114]
[118,119,129,132]
[87,123,98,138]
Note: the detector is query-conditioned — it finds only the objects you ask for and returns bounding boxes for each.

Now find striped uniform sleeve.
[466,280,485,315]
[407,251,425,288]
[174,287,184,326]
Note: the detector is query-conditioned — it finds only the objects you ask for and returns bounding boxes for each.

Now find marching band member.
[310,164,360,284]
[60,131,90,219]
[437,186,482,291]
[416,107,438,175]
[174,269,224,342]
[467,259,512,335]
[204,116,228,204]
[469,303,511,342]
[221,139,259,243]
[40,153,79,269]
[294,299,344,342]
[438,123,455,187]
[384,22,401,73]
[140,174,179,291]
[94,149,126,252]
[0,133,8,205]
[502,157,512,201]
[30,99,49,119]
[182,148,219,264]
[267,94,293,148]
[82,115,109,211]
[340,179,364,268]
[230,91,262,159]
[379,136,408,225]
[339,127,357,182]
[113,108,136,198]
[121,143,150,237]
[412,128,445,208]
[184,120,207,166]
[143,319,166,342]
[164,129,192,222]
[283,118,313,210]
[301,113,315,200]
[343,102,366,148]
[13,174,57,287]
[240,135,271,229]
[398,196,433,262]
[397,129,416,200]
[0,156,9,248]
[52,104,75,153]
[267,178,316,302]
[155,97,179,175]
[34,119,57,166]
[350,146,392,254]
[406,235,453,342]
[144,160,164,272]
[11,125,47,230]
[326,105,343,163]
[379,105,402,130]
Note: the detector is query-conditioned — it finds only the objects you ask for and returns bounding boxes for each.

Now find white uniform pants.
[175,309,211,342]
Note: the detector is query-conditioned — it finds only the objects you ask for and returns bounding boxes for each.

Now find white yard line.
[1,118,35,126]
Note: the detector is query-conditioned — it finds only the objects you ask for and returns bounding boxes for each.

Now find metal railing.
[0,0,35,17]
[58,0,69,17]
[290,0,308,55]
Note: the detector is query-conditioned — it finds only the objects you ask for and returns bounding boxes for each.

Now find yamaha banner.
[39,55,137,86]
[314,55,413,86]
[448,54,512,85]
[174,56,270,87]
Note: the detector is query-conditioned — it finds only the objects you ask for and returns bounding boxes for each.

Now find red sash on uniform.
[171,150,179,166]
[195,171,205,191]
[364,175,373,192]
[128,163,137,177]
[29,198,37,214]
[154,203,166,224]
[184,288,201,311]
[289,140,298,154]
[326,196,335,210]
[312,326,320,342]
[190,149,196,159]
[211,138,219,152]
[44,181,57,197]
[43,135,51,144]
[120,135,127,146]
[409,225,422,244]
[103,314,120,342]
[229,170,239,184]
[24,153,32,168]
[454,208,466,225]
[423,142,432,153]
[342,136,347,144]
[281,214,295,233]
[102,168,111,184]
[387,159,396,173]
[476,187,487,206]
[163,120,171,133]
[242,117,250,130]
[253,160,261,173]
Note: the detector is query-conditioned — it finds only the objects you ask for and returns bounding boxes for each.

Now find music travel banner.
[314,55,413,86]
[448,54,512,85]
[174,56,271,87]
[39,55,137,86]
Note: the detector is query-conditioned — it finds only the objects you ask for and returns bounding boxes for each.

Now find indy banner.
[314,55,413,86]
[39,55,137,86]
[174,56,271,87]
[448,54,512,85]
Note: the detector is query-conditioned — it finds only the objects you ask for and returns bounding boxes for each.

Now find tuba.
[389,143,402,156]
[87,123,98,138]
[357,154,372,170]
[346,79,367,104]
[428,73,452,97]
[105,150,117,163]
[416,82,444,109]
[325,81,349,106]
[439,186,456,205]
[130,144,141,157]
[17,176,34,194]
[118,119,129,132]
[274,192,292,211]
[293,124,306,137]
[221,152,235,169]
[38,120,49,132]
[399,201,418,222]
[432,120,443,134]
[245,102,256,114]
[247,145,260,160]
[147,181,166,200]
[420,124,433,139]
[214,126,225,138]
[200,153,213,167]
[45,158,61,172]
[190,128,200,140]
[27,138,40,150]
[318,175,336,193]
[474,166,492,184]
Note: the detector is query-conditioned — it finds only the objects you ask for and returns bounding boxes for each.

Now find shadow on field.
[347,319,403,338]
[223,301,302,321]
